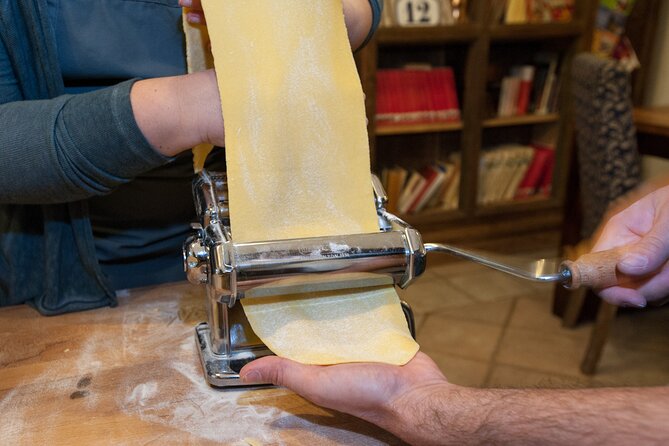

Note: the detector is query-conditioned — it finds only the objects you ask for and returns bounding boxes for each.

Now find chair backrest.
[571,53,641,238]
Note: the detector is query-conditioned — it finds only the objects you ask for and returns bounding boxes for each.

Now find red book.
[442,68,460,115]
[375,70,388,118]
[398,170,426,214]
[375,70,394,120]
[433,68,460,121]
[538,149,555,196]
[411,69,430,119]
[376,69,410,122]
[376,67,460,125]
[514,65,535,115]
[424,69,439,121]
[514,146,553,199]
[392,69,405,116]
[400,70,413,115]
[407,166,443,214]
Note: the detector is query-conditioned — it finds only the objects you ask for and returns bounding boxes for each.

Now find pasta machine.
[183,169,422,387]
[183,170,614,387]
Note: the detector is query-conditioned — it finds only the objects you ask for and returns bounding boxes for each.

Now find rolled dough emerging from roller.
[199,0,419,365]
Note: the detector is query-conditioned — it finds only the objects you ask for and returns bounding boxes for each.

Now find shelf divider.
[375,23,481,45]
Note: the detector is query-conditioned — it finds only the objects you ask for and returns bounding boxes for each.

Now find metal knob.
[184,237,210,285]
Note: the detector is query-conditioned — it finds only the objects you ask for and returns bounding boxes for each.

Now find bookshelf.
[356,0,596,242]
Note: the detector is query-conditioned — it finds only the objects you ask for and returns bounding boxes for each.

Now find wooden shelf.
[490,22,583,41]
[483,113,560,128]
[375,23,481,45]
[634,106,669,138]
[376,21,583,45]
[475,196,559,216]
[400,208,462,226]
[376,121,463,136]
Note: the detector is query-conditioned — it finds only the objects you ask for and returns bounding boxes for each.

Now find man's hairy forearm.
[381,383,669,445]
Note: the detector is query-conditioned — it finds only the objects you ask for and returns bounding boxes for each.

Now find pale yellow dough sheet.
[200,0,418,365]
[243,286,418,365]
[182,8,215,172]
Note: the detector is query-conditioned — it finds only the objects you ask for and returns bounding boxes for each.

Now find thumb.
[619,230,669,276]
[239,356,307,388]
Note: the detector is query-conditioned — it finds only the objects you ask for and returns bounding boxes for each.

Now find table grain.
[0,282,403,445]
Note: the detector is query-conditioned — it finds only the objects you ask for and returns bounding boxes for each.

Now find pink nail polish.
[621,299,647,309]
[187,12,202,24]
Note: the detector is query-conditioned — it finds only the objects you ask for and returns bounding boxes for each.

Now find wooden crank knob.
[560,247,627,290]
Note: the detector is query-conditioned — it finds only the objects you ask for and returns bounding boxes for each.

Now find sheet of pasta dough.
[201,0,418,365]
[182,8,215,172]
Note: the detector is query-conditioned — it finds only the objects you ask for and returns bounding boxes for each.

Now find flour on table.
[119,334,388,445]
[1,284,392,444]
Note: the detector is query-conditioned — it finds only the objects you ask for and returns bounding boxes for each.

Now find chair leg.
[555,240,595,327]
[580,301,618,375]
[561,287,588,328]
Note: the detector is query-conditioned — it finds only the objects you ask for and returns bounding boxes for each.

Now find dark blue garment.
[45,0,216,291]
[0,1,172,313]
[48,0,186,82]
[0,1,118,314]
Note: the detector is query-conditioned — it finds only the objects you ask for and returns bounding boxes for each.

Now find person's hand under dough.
[240,351,448,436]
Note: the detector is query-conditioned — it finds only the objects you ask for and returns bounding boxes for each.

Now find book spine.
[516,65,535,115]
[514,147,552,199]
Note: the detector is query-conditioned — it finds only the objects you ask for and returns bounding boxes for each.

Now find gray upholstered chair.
[564,53,641,374]
[572,53,641,239]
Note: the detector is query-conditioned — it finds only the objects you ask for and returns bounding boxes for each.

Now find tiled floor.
[398,247,669,390]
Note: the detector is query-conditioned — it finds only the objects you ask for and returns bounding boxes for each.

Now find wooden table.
[0,283,403,445]
[634,106,669,157]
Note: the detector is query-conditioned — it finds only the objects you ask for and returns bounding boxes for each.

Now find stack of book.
[495,53,560,117]
[496,0,574,24]
[592,0,640,71]
[381,154,461,215]
[376,67,460,128]
[477,143,554,204]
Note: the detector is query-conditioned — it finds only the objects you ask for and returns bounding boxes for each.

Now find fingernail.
[179,0,192,7]
[187,12,201,23]
[621,300,647,309]
[240,370,262,384]
[620,254,648,269]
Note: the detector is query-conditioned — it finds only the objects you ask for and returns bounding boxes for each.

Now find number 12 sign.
[394,0,442,26]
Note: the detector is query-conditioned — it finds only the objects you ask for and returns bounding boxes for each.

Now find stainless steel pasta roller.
[184,170,622,387]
